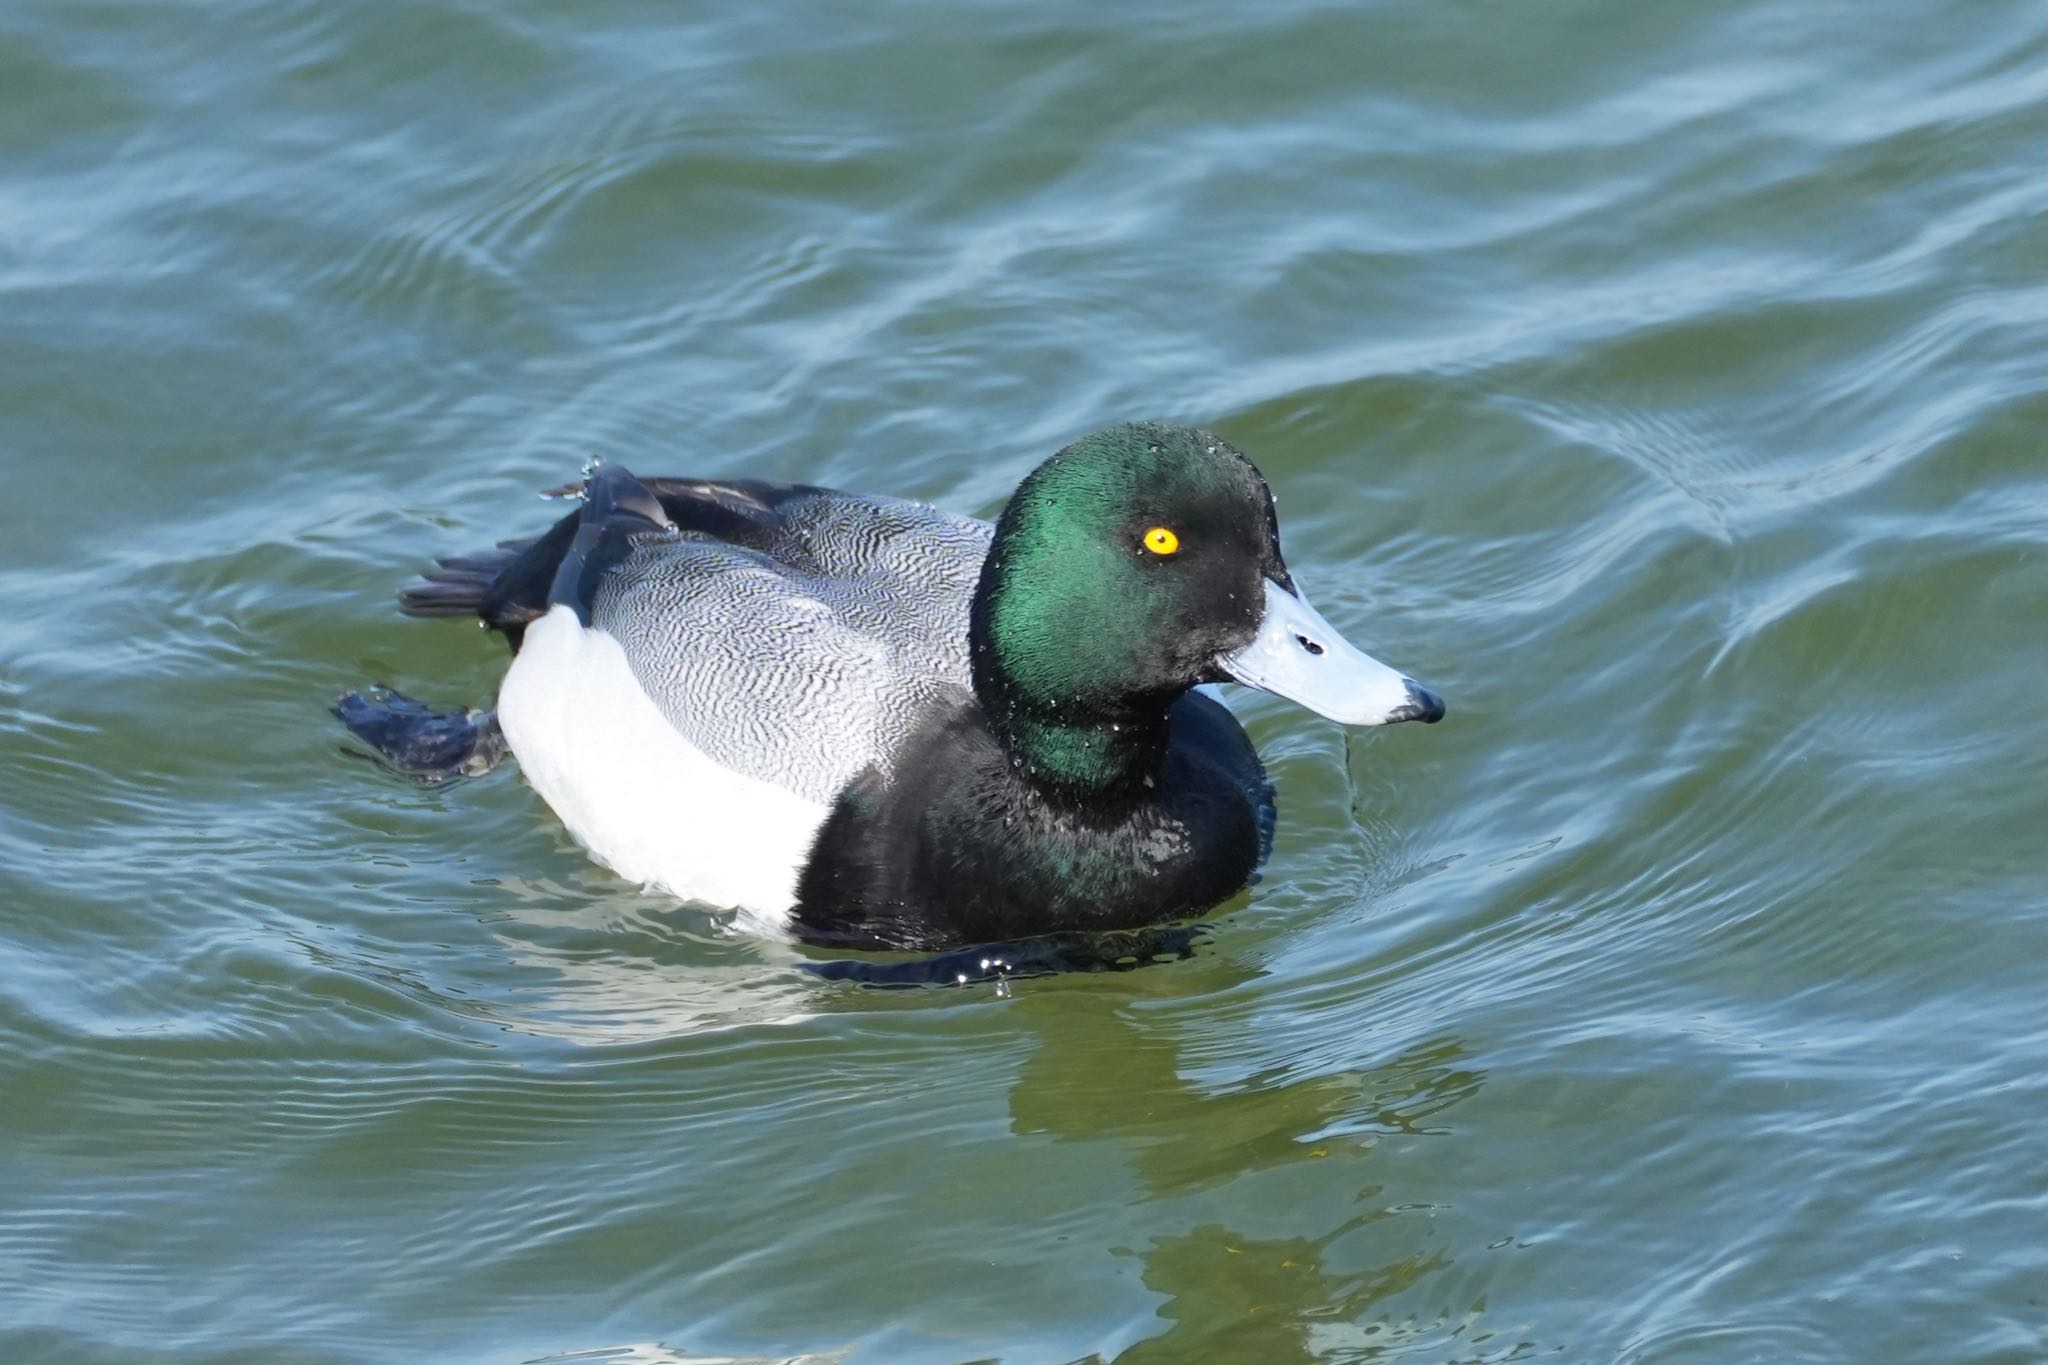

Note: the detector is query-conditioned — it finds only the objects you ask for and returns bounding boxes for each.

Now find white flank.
[496,605,828,926]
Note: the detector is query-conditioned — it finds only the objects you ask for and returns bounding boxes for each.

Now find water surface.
[2,0,2044,1360]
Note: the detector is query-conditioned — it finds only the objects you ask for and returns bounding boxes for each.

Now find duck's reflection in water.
[375,876,831,1042]
[434,873,1216,1041]
[999,983,1500,1358]
[312,879,1510,1357]
[1112,1216,1534,1364]
[1004,984,1482,1193]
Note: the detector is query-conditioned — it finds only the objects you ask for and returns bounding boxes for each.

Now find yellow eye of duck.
[1142,526,1180,556]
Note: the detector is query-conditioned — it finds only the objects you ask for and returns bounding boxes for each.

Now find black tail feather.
[392,469,827,645]
[398,540,531,618]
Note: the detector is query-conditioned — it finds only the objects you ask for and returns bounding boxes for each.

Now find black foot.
[334,686,508,784]
[798,924,1209,987]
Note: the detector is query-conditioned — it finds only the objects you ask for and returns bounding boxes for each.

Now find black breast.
[793,692,1271,951]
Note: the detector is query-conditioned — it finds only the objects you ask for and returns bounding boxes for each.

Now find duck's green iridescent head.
[970,422,1442,787]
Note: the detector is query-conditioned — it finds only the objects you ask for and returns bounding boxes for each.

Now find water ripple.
[2,0,2043,1359]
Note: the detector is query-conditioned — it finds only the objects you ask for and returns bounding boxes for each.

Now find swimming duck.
[342,423,1443,950]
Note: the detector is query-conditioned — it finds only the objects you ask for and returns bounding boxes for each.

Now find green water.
[3,0,2044,1360]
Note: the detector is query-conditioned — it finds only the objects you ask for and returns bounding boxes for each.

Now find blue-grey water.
[2,0,2043,1361]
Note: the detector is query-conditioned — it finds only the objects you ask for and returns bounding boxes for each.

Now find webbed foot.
[334,686,508,784]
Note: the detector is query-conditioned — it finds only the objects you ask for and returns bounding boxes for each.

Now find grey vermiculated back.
[590,489,994,803]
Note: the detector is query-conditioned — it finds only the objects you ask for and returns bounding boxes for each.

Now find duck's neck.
[993,698,1175,799]
[968,518,1180,801]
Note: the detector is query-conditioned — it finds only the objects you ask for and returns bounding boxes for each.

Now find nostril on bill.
[1295,634,1325,656]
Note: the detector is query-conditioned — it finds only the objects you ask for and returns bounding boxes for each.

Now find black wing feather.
[396,473,829,651]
